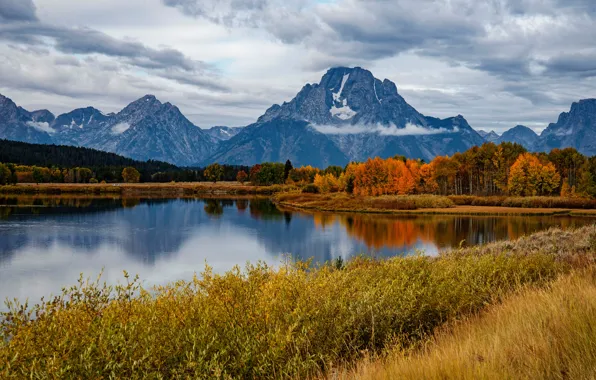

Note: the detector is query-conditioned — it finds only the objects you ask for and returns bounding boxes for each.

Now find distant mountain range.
[1,67,595,167]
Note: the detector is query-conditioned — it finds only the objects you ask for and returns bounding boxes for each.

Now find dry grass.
[334,269,596,380]
[275,193,593,216]
[274,193,454,213]
[0,182,294,196]
[414,205,574,216]
[449,195,596,209]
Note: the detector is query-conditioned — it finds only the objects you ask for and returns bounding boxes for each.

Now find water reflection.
[0,196,594,306]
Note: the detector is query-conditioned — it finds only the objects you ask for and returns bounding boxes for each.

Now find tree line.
[201,142,596,198]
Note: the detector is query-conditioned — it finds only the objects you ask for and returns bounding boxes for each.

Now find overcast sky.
[0,0,595,132]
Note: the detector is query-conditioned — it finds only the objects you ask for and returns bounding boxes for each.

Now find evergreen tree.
[284,160,293,181]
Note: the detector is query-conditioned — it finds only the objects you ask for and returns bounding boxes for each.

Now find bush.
[302,183,319,193]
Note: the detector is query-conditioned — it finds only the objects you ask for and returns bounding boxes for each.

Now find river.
[0,196,593,306]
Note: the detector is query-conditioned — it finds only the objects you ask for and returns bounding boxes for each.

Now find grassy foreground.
[337,269,596,379]
[1,227,596,378]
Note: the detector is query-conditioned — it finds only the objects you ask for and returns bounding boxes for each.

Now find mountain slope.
[206,120,349,167]
[0,139,178,171]
[210,67,484,165]
[0,95,55,144]
[79,95,215,166]
[537,99,596,155]
[496,125,538,149]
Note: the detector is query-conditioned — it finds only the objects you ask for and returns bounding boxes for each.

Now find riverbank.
[275,193,596,216]
[3,184,596,216]
[0,182,294,196]
[1,226,595,378]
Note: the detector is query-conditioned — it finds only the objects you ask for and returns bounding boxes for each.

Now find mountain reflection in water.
[0,196,593,306]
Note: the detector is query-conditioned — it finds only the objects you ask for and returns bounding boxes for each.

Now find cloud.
[0,0,37,22]
[311,123,459,136]
[111,122,130,134]
[0,23,207,73]
[161,0,315,43]
[26,121,55,134]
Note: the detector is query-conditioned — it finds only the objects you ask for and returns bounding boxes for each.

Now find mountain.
[79,95,214,166]
[206,126,244,142]
[209,67,485,166]
[0,94,55,145]
[496,125,538,149]
[0,94,214,166]
[206,119,349,167]
[536,99,596,156]
[478,130,500,143]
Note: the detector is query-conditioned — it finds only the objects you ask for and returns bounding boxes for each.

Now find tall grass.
[338,269,596,379]
[449,195,596,209]
[275,193,454,213]
[2,226,595,378]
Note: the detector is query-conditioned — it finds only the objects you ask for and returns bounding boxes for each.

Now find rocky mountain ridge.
[1,68,595,167]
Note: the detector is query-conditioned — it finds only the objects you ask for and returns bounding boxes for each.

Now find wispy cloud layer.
[312,123,459,136]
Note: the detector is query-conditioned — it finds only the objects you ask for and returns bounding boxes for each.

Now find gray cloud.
[0,23,205,73]
[543,52,596,78]
[0,0,37,22]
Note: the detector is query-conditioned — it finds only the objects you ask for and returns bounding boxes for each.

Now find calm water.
[0,196,594,306]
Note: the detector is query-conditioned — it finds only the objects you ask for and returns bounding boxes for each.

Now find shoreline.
[278,202,596,216]
[274,193,596,217]
[0,182,291,196]
[3,184,596,216]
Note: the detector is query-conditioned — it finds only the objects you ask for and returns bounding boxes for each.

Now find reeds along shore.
[1,226,595,379]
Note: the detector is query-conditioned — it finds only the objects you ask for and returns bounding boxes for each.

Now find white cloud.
[111,122,130,134]
[26,121,55,134]
[311,123,459,136]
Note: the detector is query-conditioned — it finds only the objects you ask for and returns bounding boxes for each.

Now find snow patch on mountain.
[332,74,349,102]
[111,122,130,134]
[330,102,357,120]
[312,123,459,136]
[26,121,55,134]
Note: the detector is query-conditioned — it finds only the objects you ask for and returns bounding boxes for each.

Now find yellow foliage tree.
[508,153,561,196]
[314,173,340,194]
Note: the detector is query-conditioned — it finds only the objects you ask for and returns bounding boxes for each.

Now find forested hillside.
[0,139,177,172]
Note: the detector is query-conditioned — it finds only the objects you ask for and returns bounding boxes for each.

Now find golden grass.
[0,182,294,196]
[449,195,596,209]
[413,205,574,216]
[334,269,596,380]
[275,193,596,216]
[274,193,454,213]
[1,226,596,378]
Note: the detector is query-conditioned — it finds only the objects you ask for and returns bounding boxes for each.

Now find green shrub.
[302,183,319,193]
